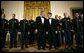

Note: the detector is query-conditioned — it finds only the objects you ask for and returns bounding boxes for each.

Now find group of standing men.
[1,11,83,50]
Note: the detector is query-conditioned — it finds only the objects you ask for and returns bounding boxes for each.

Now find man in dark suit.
[46,12,58,50]
[1,13,8,48]
[62,13,73,46]
[34,11,47,50]
[28,16,35,45]
[19,15,30,49]
[9,14,19,48]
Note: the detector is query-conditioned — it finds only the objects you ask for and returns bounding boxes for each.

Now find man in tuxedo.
[19,15,30,49]
[34,11,47,50]
[9,14,19,48]
[28,16,35,45]
[46,12,58,50]
[1,13,8,48]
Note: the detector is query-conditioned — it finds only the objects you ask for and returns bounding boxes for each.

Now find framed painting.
[70,7,83,19]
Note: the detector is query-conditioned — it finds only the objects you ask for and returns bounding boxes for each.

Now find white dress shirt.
[41,16,44,24]
[49,18,52,24]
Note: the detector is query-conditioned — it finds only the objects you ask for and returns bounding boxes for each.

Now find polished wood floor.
[1,43,64,52]
[1,36,83,52]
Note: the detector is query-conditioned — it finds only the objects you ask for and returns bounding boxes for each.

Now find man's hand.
[7,31,9,33]
[71,30,74,32]
[28,32,30,35]
[59,23,62,26]
[62,30,64,33]
[46,32,48,35]
[35,29,38,33]
[58,31,61,33]
[18,32,21,35]
[56,31,58,34]
[7,31,10,35]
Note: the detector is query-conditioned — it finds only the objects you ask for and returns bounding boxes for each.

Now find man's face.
[12,14,15,19]
[23,15,26,20]
[64,13,68,18]
[48,14,51,19]
[41,12,45,17]
[58,16,61,20]
[75,13,79,18]
[1,14,5,19]
[80,14,83,18]
[55,15,58,19]
[29,16,32,20]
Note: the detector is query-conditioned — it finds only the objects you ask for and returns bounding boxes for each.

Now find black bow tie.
[49,18,52,19]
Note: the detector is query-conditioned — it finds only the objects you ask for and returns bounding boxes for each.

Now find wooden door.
[24,1,50,21]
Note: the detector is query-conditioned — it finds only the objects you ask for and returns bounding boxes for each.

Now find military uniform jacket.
[20,19,29,32]
[9,18,19,32]
[1,19,8,32]
[57,20,63,31]
[72,17,83,32]
[62,17,72,31]
[28,20,35,31]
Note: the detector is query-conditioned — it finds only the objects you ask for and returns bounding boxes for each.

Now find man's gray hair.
[40,11,44,15]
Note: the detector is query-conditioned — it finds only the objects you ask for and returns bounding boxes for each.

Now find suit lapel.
[40,17,42,24]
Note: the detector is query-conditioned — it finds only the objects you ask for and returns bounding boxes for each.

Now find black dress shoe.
[42,48,45,50]
[9,47,12,48]
[49,48,52,50]
[38,48,40,50]
[14,46,17,48]
[43,49,45,50]
[55,47,58,49]
[3,47,6,48]
[25,46,28,48]
[1,46,6,48]
[21,46,24,49]
[21,48,24,49]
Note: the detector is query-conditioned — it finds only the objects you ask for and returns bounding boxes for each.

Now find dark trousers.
[75,32,83,45]
[81,32,83,45]
[10,32,17,48]
[61,31,64,45]
[57,32,62,47]
[48,31,56,49]
[71,31,74,45]
[1,31,7,48]
[65,30,72,45]
[20,32,28,48]
[37,30,46,49]
[29,31,34,45]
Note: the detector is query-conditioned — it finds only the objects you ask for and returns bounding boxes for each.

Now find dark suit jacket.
[35,16,47,32]
[46,18,57,32]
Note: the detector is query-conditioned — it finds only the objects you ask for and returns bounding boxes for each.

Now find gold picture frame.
[70,7,83,19]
